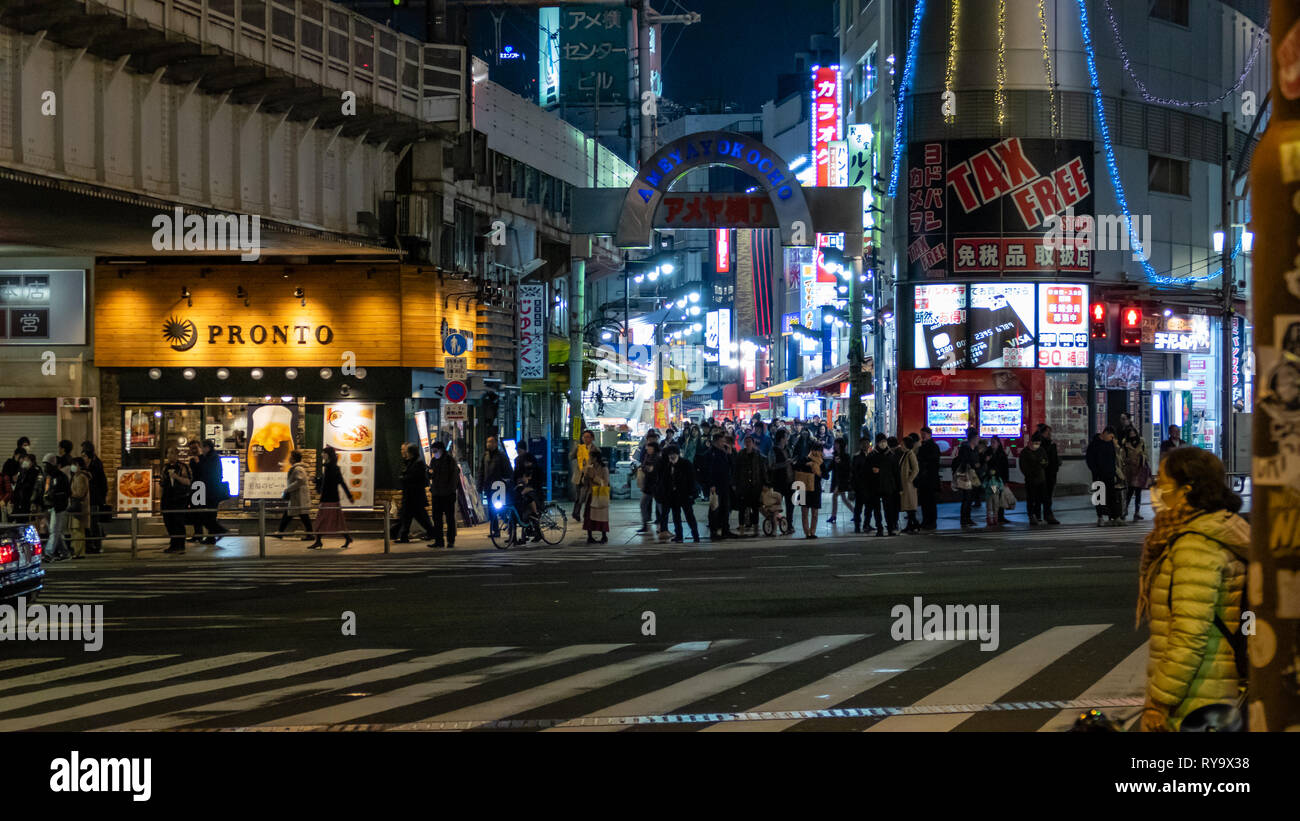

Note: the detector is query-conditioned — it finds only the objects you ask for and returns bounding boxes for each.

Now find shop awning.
[749,377,803,399]
[793,359,872,393]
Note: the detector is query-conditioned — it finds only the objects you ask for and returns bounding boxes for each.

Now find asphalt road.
[2,521,1152,732]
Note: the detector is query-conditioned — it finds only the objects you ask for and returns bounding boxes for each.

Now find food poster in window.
[324,402,376,509]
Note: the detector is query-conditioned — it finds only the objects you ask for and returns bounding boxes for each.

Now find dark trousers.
[883,495,900,532]
[960,488,979,523]
[192,508,226,536]
[735,492,760,529]
[277,512,313,535]
[1026,483,1046,519]
[397,495,435,539]
[85,505,104,552]
[708,489,732,536]
[163,511,188,550]
[918,486,939,530]
[1092,477,1122,520]
[654,495,671,532]
[1043,474,1057,519]
[854,491,883,531]
[1124,486,1142,516]
[670,502,699,539]
[431,494,457,545]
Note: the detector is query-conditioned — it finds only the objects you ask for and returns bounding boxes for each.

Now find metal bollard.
[130,509,138,559]
[258,500,266,558]
[383,503,391,554]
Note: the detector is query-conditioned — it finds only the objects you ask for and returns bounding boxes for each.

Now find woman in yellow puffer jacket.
[1136,446,1248,731]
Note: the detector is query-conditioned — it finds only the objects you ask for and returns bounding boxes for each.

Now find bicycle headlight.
[493,499,504,510]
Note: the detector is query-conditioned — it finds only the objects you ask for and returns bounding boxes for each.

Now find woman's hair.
[290,450,303,463]
[1161,446,1242,514]
[322,445,338,464]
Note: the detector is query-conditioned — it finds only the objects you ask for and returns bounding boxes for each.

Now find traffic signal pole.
[1222,111,1236,472]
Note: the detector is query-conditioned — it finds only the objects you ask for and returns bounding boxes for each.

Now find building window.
[1148,155,1190,196]
[1149,0,1189,27]
[861,44,877,105]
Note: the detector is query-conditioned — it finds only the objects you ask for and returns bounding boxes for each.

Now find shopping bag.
[709,489,719,511]
[1000,485,1017,511]
[590,485,610,510]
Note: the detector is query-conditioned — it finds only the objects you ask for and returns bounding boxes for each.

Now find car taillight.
[0,541,15,565]
[31,538,42,558]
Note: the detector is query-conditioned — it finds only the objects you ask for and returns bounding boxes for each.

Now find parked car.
[1,524,44,602]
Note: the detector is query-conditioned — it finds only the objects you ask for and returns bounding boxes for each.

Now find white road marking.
[1038,641,1148,733]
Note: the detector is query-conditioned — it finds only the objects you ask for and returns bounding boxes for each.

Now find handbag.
[708,489,719,511]
[794,470,814,489]
[1134,461,1152,489]
[1000,485,1017,510]
[590,485,610,510]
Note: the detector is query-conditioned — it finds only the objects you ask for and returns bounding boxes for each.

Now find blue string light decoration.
[1101,0,1266,109]
[1075,0,1241,286]
[887,0,928,199]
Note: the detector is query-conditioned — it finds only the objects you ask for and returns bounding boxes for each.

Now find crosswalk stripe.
[546,635,868,732]
[0,652,275,717]
[0,655,177,694]
[702,638,965,733]
[865,624,1109,732]
[0,658,62,673]
[409,640,747,727]
[106,648,509,730]
[0,650,387,731]
[266,644,631,727]
[1037,642,1149,732]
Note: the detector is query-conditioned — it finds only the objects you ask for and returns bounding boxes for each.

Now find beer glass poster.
[246,404,298,474]
[324,402,376,509]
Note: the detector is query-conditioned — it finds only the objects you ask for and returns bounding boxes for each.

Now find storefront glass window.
[1045,372,1089,457]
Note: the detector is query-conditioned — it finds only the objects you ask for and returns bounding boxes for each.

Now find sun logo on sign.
[162,316,198,352]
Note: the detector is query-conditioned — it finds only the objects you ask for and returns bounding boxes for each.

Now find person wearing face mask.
[952,428,981,528]
[1121,430,1151,521]
[10,451,40,526]
[66,456,90,559]
[80,441,108,554]
[1086,427,1123,526]
[1019,434,1049,525]
[662,444,700,543]
[0,447,20,523]
[41,453,72,561]
[732,435,767,537]
[570,429,597,520]
[865,434,900,537]
[426,441,461,549]
[1137,447,1248,732]
[581,449,611,543]
[159,446,193,554]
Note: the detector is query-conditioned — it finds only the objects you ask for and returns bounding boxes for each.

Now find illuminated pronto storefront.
[93,263,506,511]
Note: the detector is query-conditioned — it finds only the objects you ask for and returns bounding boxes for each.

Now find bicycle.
[488,498,568,549]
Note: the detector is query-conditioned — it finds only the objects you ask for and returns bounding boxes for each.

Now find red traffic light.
[1122,306,1142,328]
[1090,302,1107,339]
[1120,304,1142,347]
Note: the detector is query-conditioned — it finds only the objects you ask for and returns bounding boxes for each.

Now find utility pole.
[847,248,866,454]
[1246,0,1300,732]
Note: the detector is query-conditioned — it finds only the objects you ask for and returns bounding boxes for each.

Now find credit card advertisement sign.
[968,283,1036,369]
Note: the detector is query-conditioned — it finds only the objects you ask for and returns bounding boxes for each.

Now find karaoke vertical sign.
[519,283,547,380]
[810,65,842,188]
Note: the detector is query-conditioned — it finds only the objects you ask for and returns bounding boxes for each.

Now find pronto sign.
[616,131,814,249]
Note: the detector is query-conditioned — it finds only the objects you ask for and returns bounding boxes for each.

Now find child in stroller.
[759,487,793,536]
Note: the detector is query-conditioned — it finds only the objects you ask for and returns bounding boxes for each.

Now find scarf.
[1135,505,1201,627]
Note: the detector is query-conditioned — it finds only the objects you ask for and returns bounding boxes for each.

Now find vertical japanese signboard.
[519,283,547,380]
[810,65,842,187]
[560,5,629,104]
[324,402,376,509]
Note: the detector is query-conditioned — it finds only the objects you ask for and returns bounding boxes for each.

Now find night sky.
[660,0,833,110]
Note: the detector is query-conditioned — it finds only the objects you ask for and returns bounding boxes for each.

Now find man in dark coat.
[1019,434,1049,525]
[395,442,436,542]
[192,439,230,543]
[80,441,108,554]
[1085,427,1122,526]
[426,441,461,548]
[916,427,942,531]
[701,432,737,540]
[479,435,514,537]
[663,444,700,542]
[865,434,901,536]
[1036,423,1062,524]
[850,439,875,533]
[732,435,767,536]
[952,428,981,527]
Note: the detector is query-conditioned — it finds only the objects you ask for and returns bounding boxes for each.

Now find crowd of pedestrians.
[0,437,108,561]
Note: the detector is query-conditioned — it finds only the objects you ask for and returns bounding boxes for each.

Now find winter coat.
[1146,511,1249,730]
[700,446,734,495]
[732,449,767,498]
[769,444,792,492]
[898,447,919,511]
[86,457,108,506]
[986,447,1010,483]
[569,442,595,485]
[1041,439,1061,478]
[865,447,900,495]
[68,470,91,528]
[1019,447,1048,486]
[664,456,698,505]
[284,463,311,515]
[479,449,513,492]
[916,439,942,491]
[1085,436,1122,484]
[428,454,461,498]
[1121,439,1151,488]
[195,450,230,503]
[399,456,428,504]
[830,451,852,492]
[160,460,192,509]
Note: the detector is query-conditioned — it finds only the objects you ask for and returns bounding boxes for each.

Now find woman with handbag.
[570,430,596,520]
[583,450,611,543]
[952,429,981,528]
[67,457,91,559]
[794,450,823,539]
[1121,431,1151,521]
[986,437,1011,525]
[277,450,314,540]
[310,446,354,550]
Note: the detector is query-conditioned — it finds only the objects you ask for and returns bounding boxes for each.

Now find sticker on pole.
[444,380,468,404]
[443,333,468,356]
[445,355,468,381]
